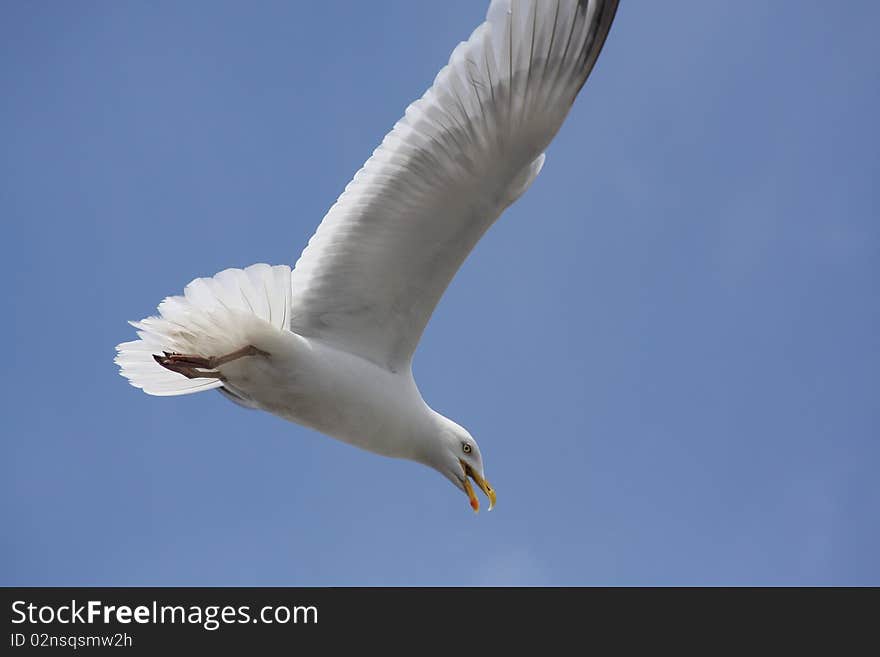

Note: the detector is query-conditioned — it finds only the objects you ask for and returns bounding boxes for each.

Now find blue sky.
[2,1,877,586]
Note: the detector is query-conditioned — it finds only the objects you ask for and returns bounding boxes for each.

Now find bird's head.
[426,416,495,513]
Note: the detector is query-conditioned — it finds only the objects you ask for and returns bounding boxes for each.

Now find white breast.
[222,330,433,460]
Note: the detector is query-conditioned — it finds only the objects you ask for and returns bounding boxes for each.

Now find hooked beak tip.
[461,461,496,513]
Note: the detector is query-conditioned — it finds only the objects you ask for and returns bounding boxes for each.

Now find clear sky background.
[2,1,877,586]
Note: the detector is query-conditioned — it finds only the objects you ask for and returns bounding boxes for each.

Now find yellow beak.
[461,461,496,513]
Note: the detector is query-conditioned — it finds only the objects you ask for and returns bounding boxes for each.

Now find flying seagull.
[116,0,620,512]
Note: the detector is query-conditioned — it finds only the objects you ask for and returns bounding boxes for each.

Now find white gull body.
[115,0,620,511]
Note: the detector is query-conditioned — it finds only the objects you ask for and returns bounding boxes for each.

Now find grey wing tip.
[574,0,622,94]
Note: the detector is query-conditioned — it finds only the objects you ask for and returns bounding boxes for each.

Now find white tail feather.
[115,264,291,396]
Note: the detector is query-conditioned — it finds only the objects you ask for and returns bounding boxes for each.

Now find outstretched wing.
[289,0,619,371]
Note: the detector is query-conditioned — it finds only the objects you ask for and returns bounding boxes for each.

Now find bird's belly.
[222,332,423,459]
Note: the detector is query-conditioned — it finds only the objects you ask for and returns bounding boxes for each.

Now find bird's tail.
[115,263,291,396]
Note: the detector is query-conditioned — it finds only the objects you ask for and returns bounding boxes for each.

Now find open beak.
[461,460,496,513]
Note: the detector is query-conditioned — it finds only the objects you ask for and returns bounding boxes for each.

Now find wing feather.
[289,0,619,371]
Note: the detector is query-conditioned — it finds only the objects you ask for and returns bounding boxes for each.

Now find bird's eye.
[462,442,472,454]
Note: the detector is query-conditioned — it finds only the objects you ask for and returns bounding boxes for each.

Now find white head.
[421,413,496,513]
